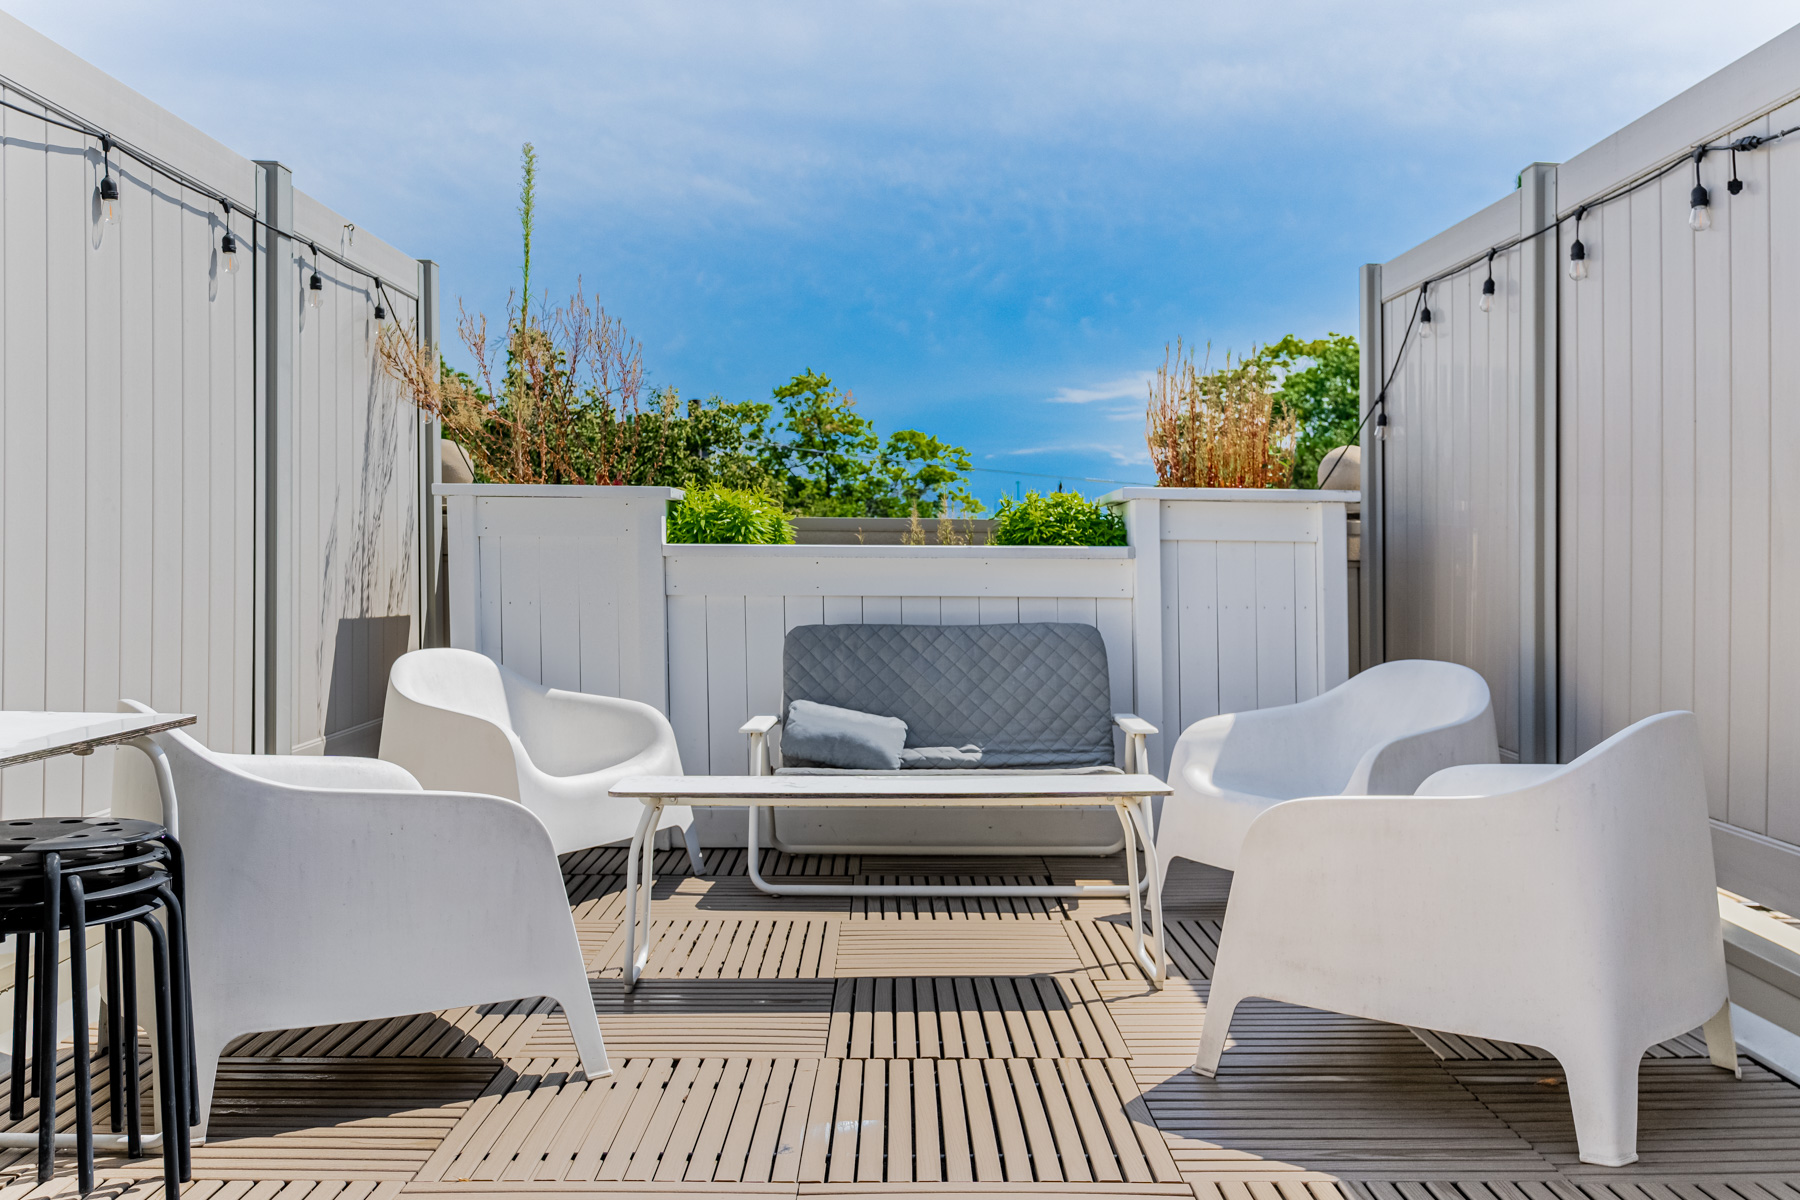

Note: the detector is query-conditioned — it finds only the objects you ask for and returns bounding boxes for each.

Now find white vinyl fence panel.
[445,484,1352,848]
[0,12,432,813]
[1362,19,1800,912]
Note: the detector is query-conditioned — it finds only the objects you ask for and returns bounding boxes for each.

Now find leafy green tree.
[870,430,983,518]
[666,485,794,544]
[764,370,880,515]
[1251,333,1360,488]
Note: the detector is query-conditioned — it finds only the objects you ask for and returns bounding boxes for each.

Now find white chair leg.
[682,823,707,878]
[1703,1001,1741,1077]
[554,974,611,1082]
[1192,979,1246,1077]
[1558,1044,1643,1167]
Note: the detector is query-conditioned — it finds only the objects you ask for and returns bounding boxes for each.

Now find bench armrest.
[741,715,781,775]
[1113,713,1156,773]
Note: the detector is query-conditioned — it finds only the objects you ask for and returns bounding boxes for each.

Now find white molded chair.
[1158,659,1498,875]
[379,648,702,868]
[1193,710,1737,1168]
[111,701,607,1140]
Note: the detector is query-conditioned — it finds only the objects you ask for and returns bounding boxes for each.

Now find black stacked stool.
[0,817,193,1196]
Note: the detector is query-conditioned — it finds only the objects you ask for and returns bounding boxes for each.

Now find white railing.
[443,483,1353,846]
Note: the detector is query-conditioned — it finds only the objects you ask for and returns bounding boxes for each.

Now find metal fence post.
[1517,162,1559,764]
[1357,263,1384,669]
[418,259,442,647]
[255,161,295,755]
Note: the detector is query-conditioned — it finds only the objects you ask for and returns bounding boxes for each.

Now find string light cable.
[0,75,417,302]
[1315,283,1424,491]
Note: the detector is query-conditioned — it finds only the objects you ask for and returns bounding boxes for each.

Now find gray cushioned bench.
[741,622,1156,857]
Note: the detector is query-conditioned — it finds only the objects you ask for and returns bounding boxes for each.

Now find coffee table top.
[0,712,196,769]
[612,772,1171,804]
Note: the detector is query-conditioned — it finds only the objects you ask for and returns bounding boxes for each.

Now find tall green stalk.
[519,142,537,323]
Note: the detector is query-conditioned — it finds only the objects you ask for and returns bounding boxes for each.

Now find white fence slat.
[823,596,861,624]
[1176,540,1220,735]
[900,596,941,624]
[705,595,750,777]
[1294,541,1319,702]
[1018,597,1059,622]
[1056,596,1096,625]
[745,596,786,721]
[785,595,823,631]
[667,594,710,775]
[1215,541,1258,714]
[1254,542,1297,708]
[577,546,621,696]
[500,536,543,683]
[477,535,504,660]
[862,596,902,623]
[539,539,582,691]
[978,597,1019,624]
[940,597,980,625]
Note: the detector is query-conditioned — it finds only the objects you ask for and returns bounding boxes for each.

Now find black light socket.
[98,175,119,202]
[1690,184,1711,210]
[220,232,237,256]
[1481,277,1496,297]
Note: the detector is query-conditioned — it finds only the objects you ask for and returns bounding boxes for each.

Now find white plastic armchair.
[380,648,703,869]
[1193,711,1735,1168]
[1158,659,1498,874]
[111,701,607,1141]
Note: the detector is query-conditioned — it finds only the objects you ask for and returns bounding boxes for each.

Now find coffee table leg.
[623,803,659,989]
[1129,796,1167,986]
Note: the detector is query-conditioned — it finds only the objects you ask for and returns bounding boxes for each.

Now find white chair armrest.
[1416,763,1565,796]
[742,715,780,776]
[222,753,425,792]
[1112,714,1157,737]
[1113,714,1156,772]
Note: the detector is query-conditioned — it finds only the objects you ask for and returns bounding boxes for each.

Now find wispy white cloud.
[1043,371,1154,405]
[988,443,1152,468]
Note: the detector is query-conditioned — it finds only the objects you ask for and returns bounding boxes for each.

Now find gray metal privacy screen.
[1359,20,1800,914]
[0,13,439,816]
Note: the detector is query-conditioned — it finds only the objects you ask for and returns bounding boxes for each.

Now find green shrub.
[990,491,1127,546]
[666,486,796,545]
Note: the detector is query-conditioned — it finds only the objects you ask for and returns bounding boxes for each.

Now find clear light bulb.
[308,273,324,309]
[99,175,119,225]
[1689,184,1711,232]
[1480,279,1495,314]
[1568,239,1588,281]
[221,233,239,275]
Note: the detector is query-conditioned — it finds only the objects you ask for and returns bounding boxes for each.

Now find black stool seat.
[1,817,191,1197]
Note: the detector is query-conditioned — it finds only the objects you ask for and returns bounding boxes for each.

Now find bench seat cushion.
[783,622,1115,769]
[773,764,1124,777]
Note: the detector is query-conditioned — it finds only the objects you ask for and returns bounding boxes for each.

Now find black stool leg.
[158,838,197,1121]
[153,886,195,1135]
[121,922,140,1160]
[37,852,60,1184]
[105,924,122,1133]
[137,916,182,1194]
[11,929,30,1120]
[66,878,93,1196]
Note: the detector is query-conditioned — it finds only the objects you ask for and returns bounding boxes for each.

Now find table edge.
[0,715,198,769]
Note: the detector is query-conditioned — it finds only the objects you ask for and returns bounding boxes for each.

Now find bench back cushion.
[783,622,1114,768]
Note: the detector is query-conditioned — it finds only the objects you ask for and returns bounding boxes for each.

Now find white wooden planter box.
[442,483,1354,848]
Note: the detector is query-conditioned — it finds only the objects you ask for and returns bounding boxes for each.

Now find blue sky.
[10,2,1796,501]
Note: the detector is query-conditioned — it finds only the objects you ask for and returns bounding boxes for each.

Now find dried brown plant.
[1146,340,1298,488]
[378,285,662,486]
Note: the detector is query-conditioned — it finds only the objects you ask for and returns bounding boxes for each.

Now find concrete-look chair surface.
[380,648,702,867]
[1194,710,1737,1168]
[112,702,607,1140]
[1157,659,1498,875]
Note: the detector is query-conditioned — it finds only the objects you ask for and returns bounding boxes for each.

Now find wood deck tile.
[831,924,1083,978]
[520,982,837,1058]
[590,918,839,980]
[848,877,1066,920]
[822,975,1124,1059]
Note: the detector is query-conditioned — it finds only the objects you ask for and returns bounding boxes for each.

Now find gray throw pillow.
[782,700,908,770]
[899,745,983,769]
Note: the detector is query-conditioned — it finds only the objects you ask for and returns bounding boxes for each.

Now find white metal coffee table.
[609,772,1172,988]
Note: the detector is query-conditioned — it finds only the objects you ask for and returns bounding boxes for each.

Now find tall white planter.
[442,483,1354,848]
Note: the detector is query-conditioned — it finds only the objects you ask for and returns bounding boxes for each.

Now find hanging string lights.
[97,136,119,225]
[219,199,239,276]
[307,244,325,309]
[1417,284,1432,337]
[1567,205,1589,281]
[1480,250,1497,314]
[1689,147,1713,231]
[0,76,418,321]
